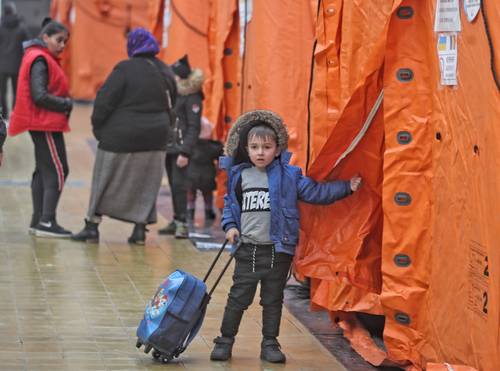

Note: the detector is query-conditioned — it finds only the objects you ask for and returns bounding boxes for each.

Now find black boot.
[128,223,147,245]
[210,336,234,361]
[71,219,99,243]
[260,337,286,363]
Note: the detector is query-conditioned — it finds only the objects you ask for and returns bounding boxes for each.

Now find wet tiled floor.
[0,105,346,370]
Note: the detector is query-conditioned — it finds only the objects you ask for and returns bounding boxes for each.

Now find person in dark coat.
[0,2,29,119]
[0,110,6,166]
[158,54,203,238]
[72,27,177,245]
[186,117,223,224]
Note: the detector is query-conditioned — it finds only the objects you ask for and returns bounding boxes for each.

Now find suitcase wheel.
[152,350,172,363]
[143,344,152,354]
[135,340,142,349]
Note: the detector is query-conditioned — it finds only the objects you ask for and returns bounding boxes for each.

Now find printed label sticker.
[437,33,458,86]
[434,0,461,32]
[464,0,481,23]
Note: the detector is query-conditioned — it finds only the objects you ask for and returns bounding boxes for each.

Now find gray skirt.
[87,149,165,224]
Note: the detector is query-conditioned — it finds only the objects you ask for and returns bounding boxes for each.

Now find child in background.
[210,110,362,363]
[186,117,223,225]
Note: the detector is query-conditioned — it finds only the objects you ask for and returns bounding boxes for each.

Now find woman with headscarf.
[72,28,177,245]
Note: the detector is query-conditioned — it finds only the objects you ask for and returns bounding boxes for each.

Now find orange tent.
[54,0,500,369]
[381,1,499,369]
[51,0,159,100]
[204,1,499,370]
[203,0,317,207]
[149,0,210,74]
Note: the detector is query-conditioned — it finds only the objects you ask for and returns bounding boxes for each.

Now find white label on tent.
[239,0,253,56]
[69,6,76,25]
[162,0,172,48]
[437,33,458,86]
[464,0,481,22]
[434,0,461,32]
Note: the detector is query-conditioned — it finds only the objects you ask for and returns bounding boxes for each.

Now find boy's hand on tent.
[226,228,240,244]
[350,174,362,192]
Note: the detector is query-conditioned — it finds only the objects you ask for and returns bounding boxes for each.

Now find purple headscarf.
[127,27,160,57]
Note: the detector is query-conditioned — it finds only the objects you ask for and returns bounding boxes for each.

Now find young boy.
[211,110,362,363]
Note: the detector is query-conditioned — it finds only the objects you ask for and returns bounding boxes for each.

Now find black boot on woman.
[71,219,99,243]
[128,223,147,245]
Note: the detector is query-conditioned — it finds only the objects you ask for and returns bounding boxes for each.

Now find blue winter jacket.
[219,151,352,256]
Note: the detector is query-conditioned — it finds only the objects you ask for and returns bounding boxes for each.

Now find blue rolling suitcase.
[136,240,239,363]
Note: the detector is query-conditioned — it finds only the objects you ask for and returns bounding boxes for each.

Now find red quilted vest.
[9,46,70,136]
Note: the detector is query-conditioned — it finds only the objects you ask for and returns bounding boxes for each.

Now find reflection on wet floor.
[0,105,346,370]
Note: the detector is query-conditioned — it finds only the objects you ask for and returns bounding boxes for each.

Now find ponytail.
[39,17,69,38]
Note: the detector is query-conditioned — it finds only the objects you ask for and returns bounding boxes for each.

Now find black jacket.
[0,115,6,152]
[0,14,29,74]
[187,139,223,191]
[91,55,177,153]
[167,69,204,156]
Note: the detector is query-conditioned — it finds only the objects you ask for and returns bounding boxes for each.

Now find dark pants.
[187,189,213,210]
[0,73,18,118]
[165,154,188,222]
[220,243,293,338]
[29,131,69,223]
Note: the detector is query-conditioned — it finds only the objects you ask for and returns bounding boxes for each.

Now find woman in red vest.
[9,18,73,238]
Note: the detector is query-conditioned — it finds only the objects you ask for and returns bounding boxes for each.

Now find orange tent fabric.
[205,0,240,136]
[203,1,499,368]
[294,1,394,320]
[204,0,317,208]
[52,0,158,100]
[150,0,210,74]
[381,1,500,369]
[203,0,241,209]
[238,0,316,169]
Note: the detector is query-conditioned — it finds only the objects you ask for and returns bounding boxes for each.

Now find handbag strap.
[143,58,174,110]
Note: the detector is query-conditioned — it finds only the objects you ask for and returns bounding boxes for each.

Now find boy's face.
[247,135,280,170]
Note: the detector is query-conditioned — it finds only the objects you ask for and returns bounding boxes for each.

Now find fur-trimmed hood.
[224,110,289,159]
[176,68,204,96]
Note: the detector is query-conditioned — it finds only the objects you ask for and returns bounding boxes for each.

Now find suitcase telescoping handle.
[203,238,242,297]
